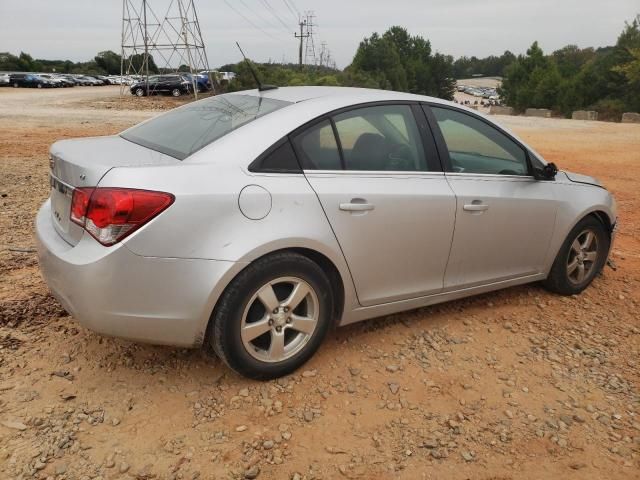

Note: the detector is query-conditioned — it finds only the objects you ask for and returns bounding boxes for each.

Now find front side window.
[121,94,291,160]
[334,105,427,171]
[431,107,529,176]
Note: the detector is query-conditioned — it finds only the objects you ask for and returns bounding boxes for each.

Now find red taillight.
[70,187,94,226]
[70,187,174,246]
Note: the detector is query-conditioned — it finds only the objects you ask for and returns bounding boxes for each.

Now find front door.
[292,104,457,306]
[426,105,558,290]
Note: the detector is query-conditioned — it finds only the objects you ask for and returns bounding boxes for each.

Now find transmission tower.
[120,0,213,98]
[303,11,316,66]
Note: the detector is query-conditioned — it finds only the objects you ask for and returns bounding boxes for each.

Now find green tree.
[94,51,122,75]
[349,26,455,99]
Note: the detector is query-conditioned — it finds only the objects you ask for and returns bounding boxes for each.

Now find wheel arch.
[544,206,615,276]
[201,246,348,348]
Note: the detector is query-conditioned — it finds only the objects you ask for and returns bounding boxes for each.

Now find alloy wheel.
[241,276,319,363]
[566,229,599,284]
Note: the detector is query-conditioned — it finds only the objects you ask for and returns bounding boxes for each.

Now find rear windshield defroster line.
[121,94,291,160]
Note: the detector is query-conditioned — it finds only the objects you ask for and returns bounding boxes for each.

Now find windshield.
[121,94,291,160]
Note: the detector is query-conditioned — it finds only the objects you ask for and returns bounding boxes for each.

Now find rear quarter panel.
[98,161,359,316]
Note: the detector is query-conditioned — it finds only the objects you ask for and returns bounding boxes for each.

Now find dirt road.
[0,87,638,480]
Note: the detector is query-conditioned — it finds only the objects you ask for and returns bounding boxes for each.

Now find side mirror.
[534,162,558,180]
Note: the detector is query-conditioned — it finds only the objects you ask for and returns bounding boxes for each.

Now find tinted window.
[292,120,342,170]
[250,139,301,173]
[334,105,427,171]
[431,107,528,175]
[121,94,291,160]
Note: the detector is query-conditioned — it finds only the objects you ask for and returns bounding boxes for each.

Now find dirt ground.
[0,86,638,480]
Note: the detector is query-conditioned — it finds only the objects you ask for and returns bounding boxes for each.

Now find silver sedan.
[36,87,617,379]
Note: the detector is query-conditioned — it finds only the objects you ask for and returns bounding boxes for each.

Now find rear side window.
[333,105,427,171]
[121,94,291,160]
[250,139,301,173]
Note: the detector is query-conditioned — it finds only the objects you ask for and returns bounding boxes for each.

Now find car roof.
[225,86,452,106]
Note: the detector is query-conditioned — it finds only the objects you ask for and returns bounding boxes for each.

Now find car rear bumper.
[36,200,243,347]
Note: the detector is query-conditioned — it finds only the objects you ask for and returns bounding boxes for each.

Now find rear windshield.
[121,94,291,160]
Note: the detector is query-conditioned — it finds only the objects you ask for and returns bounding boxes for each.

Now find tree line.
[1,16,638,119]
[0,26,457,100]
[499,15,640,119]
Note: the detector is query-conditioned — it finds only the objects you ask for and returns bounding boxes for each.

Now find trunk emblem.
[80,174,86,180]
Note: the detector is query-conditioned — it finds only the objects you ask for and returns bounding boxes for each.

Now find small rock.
[388,383,400,395]
[1,420,27,431]
[461,450,474,462]
[263,440,274,450]
[302,370,317,378]
[386,365,399,373]
[244,466,260,479]
[236,425,248,432]
[119,462,130,474]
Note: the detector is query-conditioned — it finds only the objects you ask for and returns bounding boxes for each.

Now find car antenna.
[236,42,278,92]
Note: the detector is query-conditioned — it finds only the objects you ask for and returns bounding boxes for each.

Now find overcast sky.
[0,0,638,68]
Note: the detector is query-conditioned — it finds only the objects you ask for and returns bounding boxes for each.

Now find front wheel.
[542,216,610,295]
[171,88,182,97]
[209,252,333,380]
[134,88,144,97]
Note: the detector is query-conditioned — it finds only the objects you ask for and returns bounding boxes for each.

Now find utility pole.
[142,0,149,96]
[294,17,309,68]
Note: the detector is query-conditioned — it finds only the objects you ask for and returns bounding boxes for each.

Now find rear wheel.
[37,84,42,89]
[13,82,19,88]
[171,88,182,97]
[209,252,333,380]
[543,216,609,295]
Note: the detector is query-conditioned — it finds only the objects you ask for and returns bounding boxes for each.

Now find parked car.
[80,76,104,86]
[54,75,77,88]
[37,86,617,379]
[0,73,9,86]
[38,74,67,87]
[182,73,212,92]
[129,74,193,97]
[9,73,55,88]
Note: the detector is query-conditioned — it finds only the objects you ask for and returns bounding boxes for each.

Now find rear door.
[424,104,558,290]
[293,103,456,307]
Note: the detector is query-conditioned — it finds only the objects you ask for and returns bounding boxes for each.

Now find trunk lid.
[49,135,179,245]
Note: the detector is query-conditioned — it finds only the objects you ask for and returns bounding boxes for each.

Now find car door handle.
[463,203,489,212]
[340,201,375,212]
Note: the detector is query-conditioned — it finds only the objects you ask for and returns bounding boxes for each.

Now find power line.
[237,0,282,33]
[258,0,294,33]
[284,0,300,18]
[281,0,298,23]
[222,0,285,42]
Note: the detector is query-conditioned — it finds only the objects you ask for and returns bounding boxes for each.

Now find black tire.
[542,215,610,295]
[208,252,333,380]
